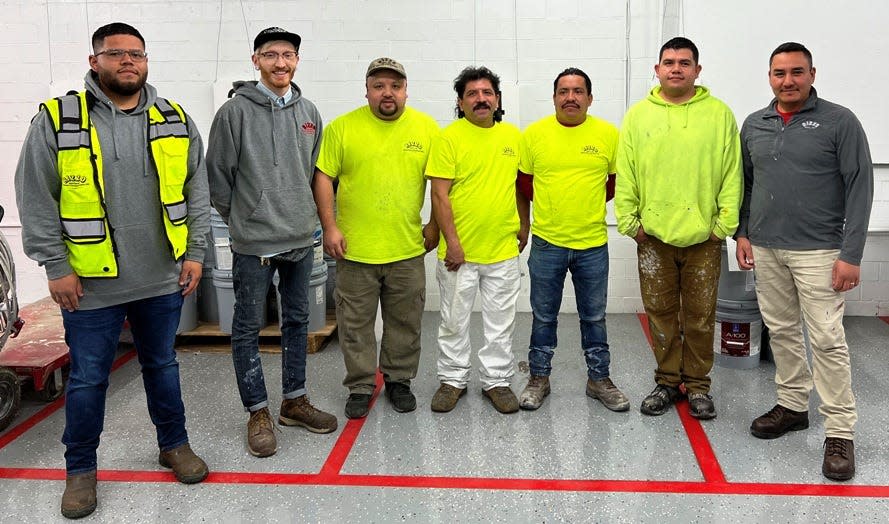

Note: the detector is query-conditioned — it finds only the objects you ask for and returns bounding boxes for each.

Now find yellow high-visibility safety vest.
[41,92,191,278]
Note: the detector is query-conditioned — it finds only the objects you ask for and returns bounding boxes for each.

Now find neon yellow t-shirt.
[519,114,618,249]
[316,106,440,264]
[426,118,521,264]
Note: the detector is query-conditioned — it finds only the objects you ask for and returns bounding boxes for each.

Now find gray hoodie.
[206,81,322,255]
[14,71,210,310]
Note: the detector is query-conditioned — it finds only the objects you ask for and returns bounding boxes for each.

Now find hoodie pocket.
[240,188,314,239]
[641,200,708,240]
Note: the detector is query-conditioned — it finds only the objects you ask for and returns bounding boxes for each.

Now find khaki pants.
[335,255,426,395]
[752,246,856,440]
[637,237,721,394]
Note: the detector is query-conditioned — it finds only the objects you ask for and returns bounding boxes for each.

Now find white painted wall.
[2,0,888,315]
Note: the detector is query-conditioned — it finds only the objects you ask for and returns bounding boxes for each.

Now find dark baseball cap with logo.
[366,57,406,79]
[254,27,301,51]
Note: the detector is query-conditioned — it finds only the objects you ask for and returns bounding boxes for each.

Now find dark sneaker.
[519,375,550,410]
[430,383,466,413]
[823,438,855,481]
[385,382,417,413]
[60,470,97,519]
[688,392,717,420]
[750,404,809,439]
[158,443,209,484]
[247,407,277,457]
[586,377,630,412]
[483,386,519,414]
[640,384,682,416]
[279,395,338,433]
[345,393,373,419]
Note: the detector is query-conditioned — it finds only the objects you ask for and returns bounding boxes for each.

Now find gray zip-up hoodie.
[738,88,873,265]
[14,72,210,310]
[206,81,322,255]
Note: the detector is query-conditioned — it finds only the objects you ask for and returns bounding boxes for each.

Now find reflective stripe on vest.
[42,92,191,277]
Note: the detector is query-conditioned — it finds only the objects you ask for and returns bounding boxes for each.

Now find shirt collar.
[255,80,292,107]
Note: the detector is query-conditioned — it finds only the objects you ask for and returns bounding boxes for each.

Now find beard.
[96,68,147,97]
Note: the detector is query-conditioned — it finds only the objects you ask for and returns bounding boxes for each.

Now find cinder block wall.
[2,0,887,315]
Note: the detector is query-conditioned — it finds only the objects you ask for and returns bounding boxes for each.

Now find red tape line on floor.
[3,336,889,499]
[2,466,888,498]
[318,371,384,478]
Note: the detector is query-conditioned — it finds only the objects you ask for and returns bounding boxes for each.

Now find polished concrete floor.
[1,312,888,522]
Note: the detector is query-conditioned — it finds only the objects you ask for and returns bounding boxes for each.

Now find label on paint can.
[714,319,762,358]
[315,284,324,304]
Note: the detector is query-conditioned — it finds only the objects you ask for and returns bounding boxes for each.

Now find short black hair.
[91,22,145,52]
[659,36,699,63]
[553,67,591,96]
[453,66,504,122]
[769,42,813,68]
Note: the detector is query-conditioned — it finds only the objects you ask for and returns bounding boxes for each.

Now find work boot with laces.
[587,377,630,412]
[519,375,550,410]
[279,395,338,434]
[60,470,97,519]
[750,404,809,439]
[822,437,855,481]
[247,407,277,458]
[640,384,681,416]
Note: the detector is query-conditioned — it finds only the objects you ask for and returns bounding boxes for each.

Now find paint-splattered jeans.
[231,249,311,412]
[637,236,721,394]
[61,291,189,474]
[527,236,611,380]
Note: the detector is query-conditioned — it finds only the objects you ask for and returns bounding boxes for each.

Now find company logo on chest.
[62,174,89,187]
[404,140,424,153]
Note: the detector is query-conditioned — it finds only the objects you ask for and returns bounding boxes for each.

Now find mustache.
[473,102,491,111]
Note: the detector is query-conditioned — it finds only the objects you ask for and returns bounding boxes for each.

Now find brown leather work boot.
[247,407,277,457]
[483,386,519,414]
[586,377,630,412]
[158,443,209,484]
[279,395,338,434]
[60,470,97,519]
[823,437,855,481]
[750,404,809,439]
[430,383,466,413]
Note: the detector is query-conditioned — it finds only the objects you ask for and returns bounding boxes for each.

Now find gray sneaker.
[586,377,630,412]
[519,375,551,410]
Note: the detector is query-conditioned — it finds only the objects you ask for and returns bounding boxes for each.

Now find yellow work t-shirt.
[519,114,618,249]
[426,118,521,264]
[316,106,440,264]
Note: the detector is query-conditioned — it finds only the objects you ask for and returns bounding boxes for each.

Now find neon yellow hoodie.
[615,85,741,247]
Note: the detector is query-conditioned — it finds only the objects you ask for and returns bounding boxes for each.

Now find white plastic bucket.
[713,299,762,369]
[212,268,235,334]
[176,290,197,334]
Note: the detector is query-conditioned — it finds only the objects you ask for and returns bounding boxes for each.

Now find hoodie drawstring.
[270,99,279,166]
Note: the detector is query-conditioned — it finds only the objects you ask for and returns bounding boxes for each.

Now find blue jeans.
[231,250,311,411]
[61,291,188,474]
[528,236,610,380]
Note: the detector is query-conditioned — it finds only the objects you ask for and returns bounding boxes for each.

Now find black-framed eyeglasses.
[95,49,148,62]
[258,51,298,62]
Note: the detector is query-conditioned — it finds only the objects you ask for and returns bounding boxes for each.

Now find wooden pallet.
[175,313,337,354]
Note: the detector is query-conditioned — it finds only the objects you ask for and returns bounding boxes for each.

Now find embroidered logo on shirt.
[301,122,317,135]
[502,146,516,157]
[404,140,423,152]
[801,120,820,129]
[582,145,600,154]
[62,174,88,187]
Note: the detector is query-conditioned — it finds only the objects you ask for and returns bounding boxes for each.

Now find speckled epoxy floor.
[1,313,888,522]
